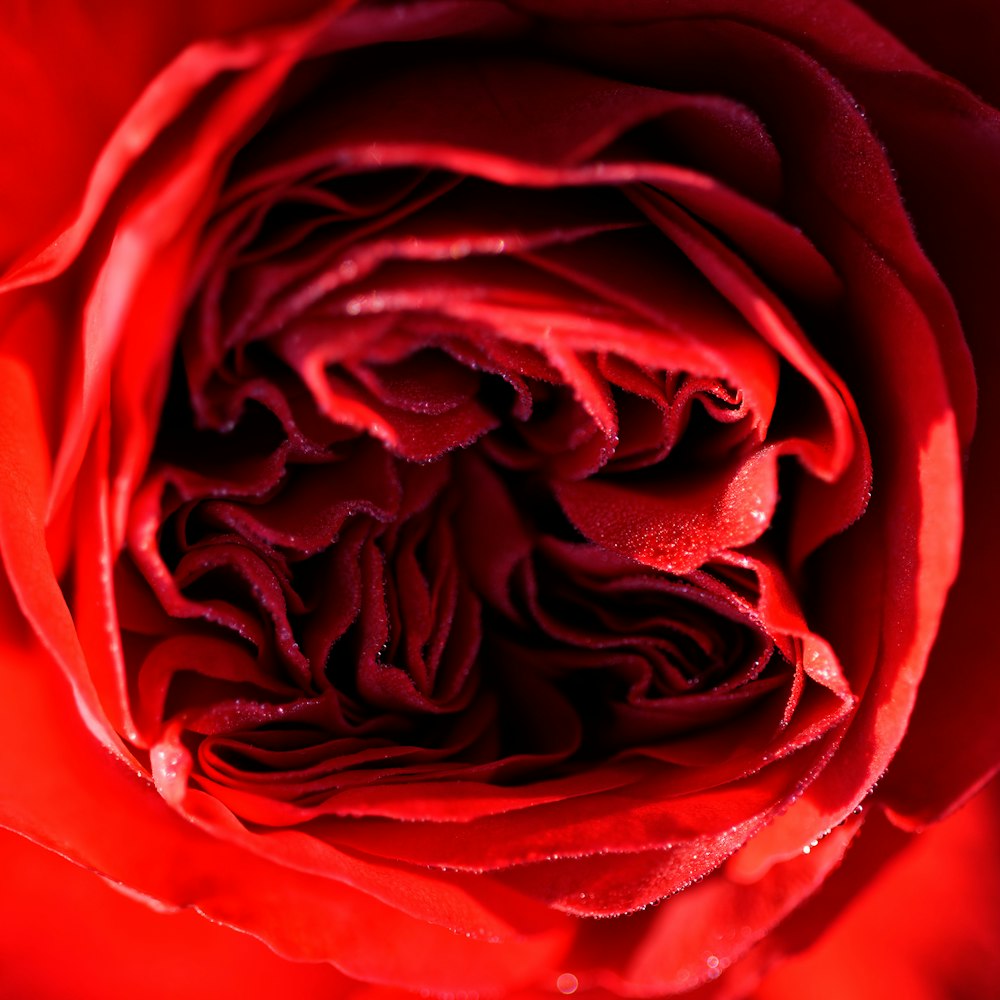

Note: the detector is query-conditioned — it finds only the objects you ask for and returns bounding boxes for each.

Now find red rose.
[1,2,997,998]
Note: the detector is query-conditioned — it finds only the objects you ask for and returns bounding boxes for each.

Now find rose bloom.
[1,1,998,997]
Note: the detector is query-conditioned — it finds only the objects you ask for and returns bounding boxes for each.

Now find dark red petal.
[857,0,1000,108]
[321,742,836,871]
[836,51,1000,826]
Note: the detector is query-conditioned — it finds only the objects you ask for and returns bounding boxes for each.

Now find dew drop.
[556,973,578,995]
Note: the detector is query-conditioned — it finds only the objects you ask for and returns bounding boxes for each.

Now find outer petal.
[836,32,1000,825]
[0,829,358,1000]
[858,0,1000,107]
[2,4,996,999]
[754,778,1000,1000]
[0,0,331,272]
[0,609,572,994]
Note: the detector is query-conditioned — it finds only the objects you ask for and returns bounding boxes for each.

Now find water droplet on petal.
[556,973,578,995]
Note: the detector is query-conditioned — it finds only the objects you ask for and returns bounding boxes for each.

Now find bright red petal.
[0,828,359,1000]
[0,0,333,271]
[755,778,1000,1000]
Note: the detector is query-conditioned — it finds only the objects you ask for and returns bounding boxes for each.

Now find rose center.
[119,165,811,808]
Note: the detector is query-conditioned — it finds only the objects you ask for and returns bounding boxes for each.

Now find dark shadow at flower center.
[116,154,843,814]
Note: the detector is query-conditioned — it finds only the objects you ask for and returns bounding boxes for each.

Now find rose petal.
[555,447,779,575]
[753,780,1000,1000]
[0,827,359,1000]
[0,0,333,274]
[0,614,572,993]
[831,47,1000,825]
